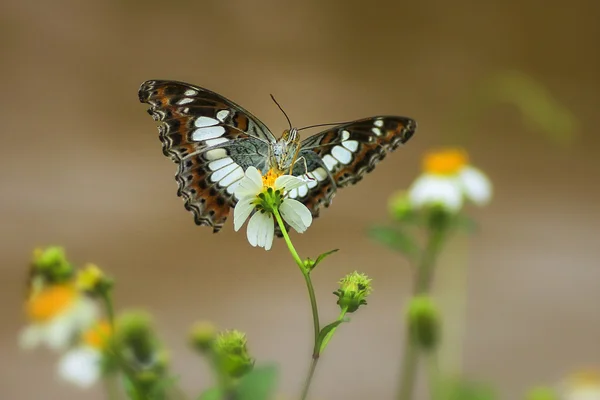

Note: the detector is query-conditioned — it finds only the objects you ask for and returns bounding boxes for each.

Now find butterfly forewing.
[138,80,275,232]
[278,116,416,230]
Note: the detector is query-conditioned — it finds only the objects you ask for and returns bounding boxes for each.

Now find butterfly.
[138,80,416,234]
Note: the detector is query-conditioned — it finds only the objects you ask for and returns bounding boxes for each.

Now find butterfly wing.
[138,80,275,232]
[283,116,416,224]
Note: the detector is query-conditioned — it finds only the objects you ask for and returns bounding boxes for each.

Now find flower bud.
[189,321,218,353]
[525,386,558,400]
[77,264,113,297]
[388,191,413,220]
[333,271,372,313]
[214,330,254,379]
[31,246,73,283]
[406,295,440,351]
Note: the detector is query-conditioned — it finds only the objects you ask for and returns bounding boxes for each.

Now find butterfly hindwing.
[138,80,274,231]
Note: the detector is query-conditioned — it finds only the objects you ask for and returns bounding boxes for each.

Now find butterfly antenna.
[298,121,350,131]
[270,94,292,130]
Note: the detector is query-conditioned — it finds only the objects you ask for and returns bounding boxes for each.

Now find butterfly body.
[138,80,416,233]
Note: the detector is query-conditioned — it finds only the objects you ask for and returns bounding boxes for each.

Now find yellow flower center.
[423,148,469,175]
[568,369,600,388]
[83,321,112,350]
[26,284,77,322]
[261,169,281,188]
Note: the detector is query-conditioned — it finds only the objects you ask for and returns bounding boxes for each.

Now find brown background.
[1,1,599,399]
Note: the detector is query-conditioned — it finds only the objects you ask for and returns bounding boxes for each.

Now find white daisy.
[57,321,111,388]
[234,166,313,250]
[20,283,99,351]
[562,370,600,400]
[408,148,492,212]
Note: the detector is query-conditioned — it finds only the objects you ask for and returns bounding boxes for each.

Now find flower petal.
[58,347,102,388]
[408,174,463,212]
[459,167,492,206]
[247,212,274,250]
[234,167,263,200]
[274,175,306,191]
[233,197,255,231]
[280,199,313,233]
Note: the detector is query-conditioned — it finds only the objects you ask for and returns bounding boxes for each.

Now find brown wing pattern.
[138,80,274,231]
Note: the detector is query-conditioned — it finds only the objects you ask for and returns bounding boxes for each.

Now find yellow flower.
[408,147,492,212]
[20,283,98,351]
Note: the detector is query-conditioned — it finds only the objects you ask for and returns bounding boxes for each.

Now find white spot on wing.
[219,166,244,187]
[194,116,219,128]
[204,137,229,147]
[210,163,238,183]
[205,149,227,160]
[208,157,233,171]
[341,130,350,141]
[177,98,193,105]
[216,110,230,122]
[374,119,384,128]
[371,127,382,136]
[184,89,198,96]
[298,185,308,198]
[313,167,327,181]
[342,140,359,152]
[192,126,226,141]
[332,146,352,165]
[322,154,338,171]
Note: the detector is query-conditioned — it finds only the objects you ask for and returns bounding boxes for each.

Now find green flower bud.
[31,246,73,282]
[525,386,558,400]
[214,330,254,379]
[76,263,113,297]
[333,271,372,313]
[189,321,218,353]
[116,311,162,368]
[406,296,440,351]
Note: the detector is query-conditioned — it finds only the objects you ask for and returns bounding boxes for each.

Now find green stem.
[272,208,321,400]
[426,352,441,400]
[397,227,446,400]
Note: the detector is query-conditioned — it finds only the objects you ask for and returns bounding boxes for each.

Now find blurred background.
[1,0,599,399]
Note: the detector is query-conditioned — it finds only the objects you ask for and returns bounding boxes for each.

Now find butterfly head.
[269,127,301,174]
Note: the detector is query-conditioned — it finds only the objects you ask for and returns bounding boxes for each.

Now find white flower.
[19,284,99,351]
[234,166,313,250]
[408,148,492,212]
[562,370,600,400]
[58,346,102,388]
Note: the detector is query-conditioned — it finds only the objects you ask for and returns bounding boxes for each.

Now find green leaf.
[368,225,419,257]
[315,320,345,354]
[313,249,338,268]
[198,387,223,400]
[236,364,279,400]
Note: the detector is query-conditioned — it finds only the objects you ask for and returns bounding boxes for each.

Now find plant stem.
[397,227,446,400]
[272,208,321,400]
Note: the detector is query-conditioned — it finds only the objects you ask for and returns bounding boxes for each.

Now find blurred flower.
[57,321,112,388]
[562,369,600,400]
[214,329,254,378]
[406,295,440,351]
[20,283,98,351]
[408,148,492,212]
[333,271,372,313]
[76,263,113,297]
[234,166,312,250]
[29,246,74,286]
[189,321,218,353]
